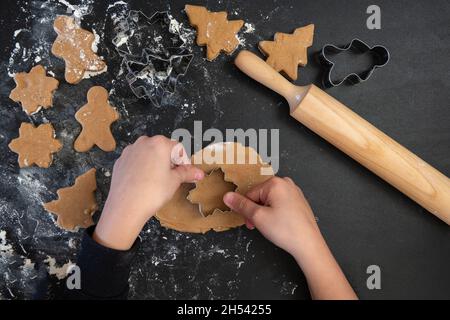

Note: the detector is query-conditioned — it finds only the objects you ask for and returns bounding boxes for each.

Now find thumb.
[173,165,204,183]
[223,192,261,221]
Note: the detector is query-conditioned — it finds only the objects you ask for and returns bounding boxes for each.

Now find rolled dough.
[155,142,273,233]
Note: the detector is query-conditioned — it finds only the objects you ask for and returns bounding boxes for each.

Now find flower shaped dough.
[9,65,59,115]
[8,122,62,168]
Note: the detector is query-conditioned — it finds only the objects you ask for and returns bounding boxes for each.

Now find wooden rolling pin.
[235,50,450,225]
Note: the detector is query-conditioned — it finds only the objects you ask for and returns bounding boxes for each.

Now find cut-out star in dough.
[259,24,314,80]
[74,86,119,152]
[8,123,62,168]
[44,168,97,231]
[51,15,106,84]
[185,4,244,61]
[9,65,59,115]
[187,168,237,216]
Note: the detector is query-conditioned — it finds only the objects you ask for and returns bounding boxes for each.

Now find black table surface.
[0,0,449,299]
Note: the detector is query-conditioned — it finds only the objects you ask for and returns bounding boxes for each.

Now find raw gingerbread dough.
[185,4,244,61]
[187,168,236,216]
[156,142,273,233]
[74,86,119,152]
[44,168,97,231]
[9,65,59,115]
[51,15,106,84]
[259,24,314,80]
[8,123,62,168]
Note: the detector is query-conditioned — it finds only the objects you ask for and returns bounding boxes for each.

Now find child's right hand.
[223,177,320,256]
[224,177,358,300]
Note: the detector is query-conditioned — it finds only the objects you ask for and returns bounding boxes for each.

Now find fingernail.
[195,171,204,181]
[223,192,233,206]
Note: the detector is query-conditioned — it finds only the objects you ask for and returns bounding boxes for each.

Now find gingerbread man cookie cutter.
[319,38,390,88]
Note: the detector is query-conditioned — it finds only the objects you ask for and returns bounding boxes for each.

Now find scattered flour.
[243,22,255,33]
[57,0,93,22]
[91,29,100,52]
[68,238,77,249]
[107,1,128,11]
[16,170,48,205]
[13,29,29,37]
[82,65,108,79]
[44,256,74,280]
[0,230,13,254]
[21,258,36,272]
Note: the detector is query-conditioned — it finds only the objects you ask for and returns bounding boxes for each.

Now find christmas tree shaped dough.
[51,15,106,84]
[8,123,62,168]
[74,86,119,152]
[259,24,314,80]
[185,4,244,61]
[156,142,273,233]
[44,168,97,231]
[9,65,59,115]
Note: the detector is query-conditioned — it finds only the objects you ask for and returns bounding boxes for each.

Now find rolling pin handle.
[234,50,309,109]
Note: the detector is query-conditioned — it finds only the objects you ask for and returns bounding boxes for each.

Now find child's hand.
[224,177,357,299]
[223,177,319,256]
[94,135,204,250]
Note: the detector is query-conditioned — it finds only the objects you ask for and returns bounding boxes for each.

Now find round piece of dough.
[155,142,273,233]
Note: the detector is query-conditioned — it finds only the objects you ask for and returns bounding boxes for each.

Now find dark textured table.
[0,0,449,299]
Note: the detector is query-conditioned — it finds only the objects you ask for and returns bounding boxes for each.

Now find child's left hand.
[93,135,204,250]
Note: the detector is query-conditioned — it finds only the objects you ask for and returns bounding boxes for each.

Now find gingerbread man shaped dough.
[74,86,119,152]
[51,15,106,84]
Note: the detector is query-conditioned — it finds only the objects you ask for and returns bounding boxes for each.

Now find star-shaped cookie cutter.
[112,10,193,105]
[319,38,390,88]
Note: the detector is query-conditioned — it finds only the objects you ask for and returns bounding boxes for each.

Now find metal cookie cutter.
[319,38,390,88]
[112,10,194,106]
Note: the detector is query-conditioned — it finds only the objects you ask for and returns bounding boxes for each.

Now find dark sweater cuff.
[73,225,140,299]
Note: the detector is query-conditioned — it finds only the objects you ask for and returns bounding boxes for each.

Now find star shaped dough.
[74,86,119,152]
[187,168,236,216]
[8,123,62,168]
[9,65,59,115]
[44,168,97,231]
[51,15,106,84]
[185,5,244,61]
[259,24,315,80]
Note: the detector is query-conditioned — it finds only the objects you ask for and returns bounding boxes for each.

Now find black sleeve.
[62,225,140,300]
